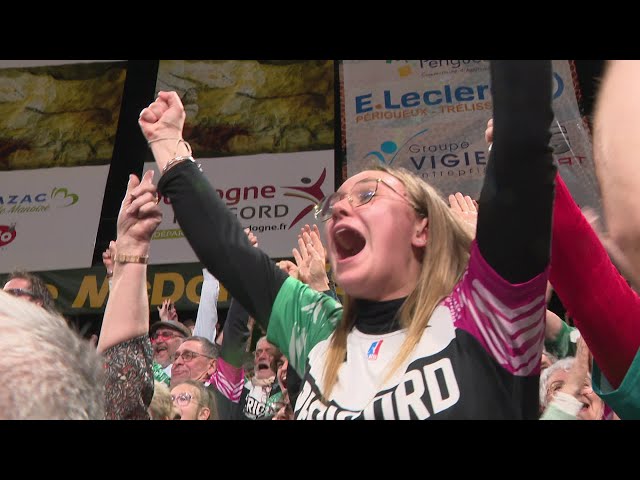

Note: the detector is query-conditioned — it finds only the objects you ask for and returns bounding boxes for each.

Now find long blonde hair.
[322,165,473,400]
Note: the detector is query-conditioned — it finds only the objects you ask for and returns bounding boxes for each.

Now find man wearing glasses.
[150,320,191,378]
[170,336,220,386]
[3,269,57,313]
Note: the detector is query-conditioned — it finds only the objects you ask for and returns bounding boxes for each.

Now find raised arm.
[138,91,287,329]
[98,171,161,351]
[99,170,162,419]
[548,173,640,388]
[476,61,556,282]
[487,107,640,394]
[219,228,259,368]
[193,268,220,343]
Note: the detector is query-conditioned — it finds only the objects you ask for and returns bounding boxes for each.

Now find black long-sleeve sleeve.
[221,297,251,368]
[476,60,556,283]
[157,164,288,329]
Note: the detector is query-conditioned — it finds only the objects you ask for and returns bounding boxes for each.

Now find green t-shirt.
[593,347,640,420]
[266,276,343,377]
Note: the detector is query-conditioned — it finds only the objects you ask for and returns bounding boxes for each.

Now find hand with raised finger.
[158,298,171,322]
[117,170,163,256]
[292,234,311,284]
[293,231,330,291]
[168,301,178,321]
[448,192,478,237]
[301,224,327,265]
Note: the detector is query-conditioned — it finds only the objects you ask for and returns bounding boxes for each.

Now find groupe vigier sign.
[342,60,602,213]
[144,149,335,264]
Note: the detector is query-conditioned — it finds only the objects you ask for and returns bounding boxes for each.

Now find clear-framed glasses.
[151,330,184,342]
[314,177,423,222]
[4,288,39,300]
[172,350,214,363]
[171,392,193,407]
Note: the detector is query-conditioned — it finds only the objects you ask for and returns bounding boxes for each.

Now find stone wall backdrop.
[156,60,334,157]
[0,61,127,171]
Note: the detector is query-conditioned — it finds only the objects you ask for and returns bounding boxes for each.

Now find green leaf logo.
[51,187,79,207]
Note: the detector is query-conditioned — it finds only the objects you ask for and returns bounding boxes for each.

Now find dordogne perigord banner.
[144,150,334,263]
[342,60,601,212]
[0,60,126,274]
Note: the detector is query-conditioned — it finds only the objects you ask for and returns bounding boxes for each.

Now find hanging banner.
[342,60,600,211]
[2,263,223,315]
[1,261,341,315]
[143,60,336,263]
[145,149,334,262]
[0,60,127,273]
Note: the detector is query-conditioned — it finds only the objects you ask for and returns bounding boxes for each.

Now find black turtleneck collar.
[354,297,407,335]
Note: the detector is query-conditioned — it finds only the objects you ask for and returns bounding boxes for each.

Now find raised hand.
[138,91,186,144]
[301,224,326,264]
[138,91,191,174]
[292,224,330,292]
[158,298,178,322]
[448,192,478,237]
[120,170,163,249]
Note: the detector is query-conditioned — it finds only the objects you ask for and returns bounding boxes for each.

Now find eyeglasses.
[171,392,194,407]
[314,178,423,222]
[172,350,214,363]
[4,288,39,300]
[151,331,184,341]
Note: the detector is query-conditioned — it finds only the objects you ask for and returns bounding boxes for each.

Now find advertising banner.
[145,149,334,262]
[342,60,600,211]
[0,60,127,273]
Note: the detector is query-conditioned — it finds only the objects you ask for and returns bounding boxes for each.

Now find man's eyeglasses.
[314,177,423,222]
[172,350,214,363]
[4,288,39,300]
[171,392,194,407]
[151,331,184,341]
